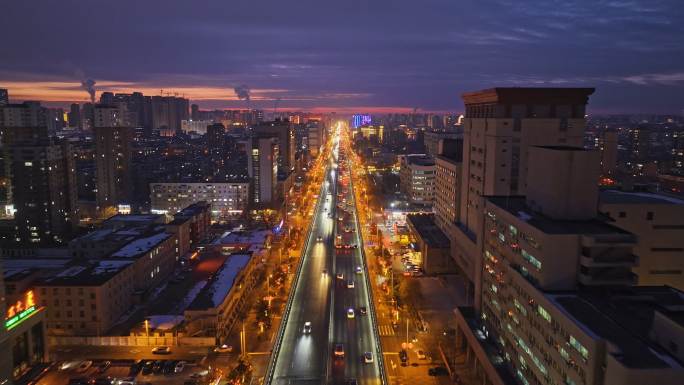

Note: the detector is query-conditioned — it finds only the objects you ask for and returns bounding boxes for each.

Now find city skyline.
[1,0,683,114]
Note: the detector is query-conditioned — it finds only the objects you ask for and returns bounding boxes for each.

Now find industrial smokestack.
[81,79,96,103]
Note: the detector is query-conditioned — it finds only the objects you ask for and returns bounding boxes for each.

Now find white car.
[213,344,232,353]
[174,361,186,373]
[416,350,427,359]
[347,280,354,289]
[347,308,355,319]
[151,346,171,354]
[303,321,312,334]
[364,352,374,363]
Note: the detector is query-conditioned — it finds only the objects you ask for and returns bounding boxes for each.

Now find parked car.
[151,360,163,374]
[76,361,93,373]
[151,346,171,354]
[163,360,176,374]
[141,361,153,375]
[213,344,233,353]
[115,377,136,385]
[96,361,111,373]
[416,350,426,359]
[399,350,408,363]
[174,361,186,373]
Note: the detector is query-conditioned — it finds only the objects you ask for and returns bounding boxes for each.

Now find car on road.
[336,273,344,280]
[399,349,408,363]
[96,361,111,373]
[174,361,186,373]
[363,352,373,363]
[303,321,312,334]
[317,236,323,242]
[151,346,171,354]
[355,266,362,274]
[428,366,449,376]
[213,344,233,353]
[347,308,355,318]
[76,361,92,373]
[416,350,427,359]
[346,280,354,288]
[334,344,345,357]
[358,306,367,315]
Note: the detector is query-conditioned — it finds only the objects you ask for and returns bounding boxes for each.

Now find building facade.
[247,136,279,207]
[399,154,436,206]
[150,182,249,219]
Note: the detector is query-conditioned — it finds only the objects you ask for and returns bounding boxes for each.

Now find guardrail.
[263,164,331,385]
[347,156,389,385]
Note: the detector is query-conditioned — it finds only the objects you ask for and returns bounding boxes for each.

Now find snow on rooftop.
[208,254,251,307]
[111,232,171,258]
[93,260,133,275]
[56,266,87,278]
[609,190,684,204]
[174,281,207,314]
[215,230,271,245]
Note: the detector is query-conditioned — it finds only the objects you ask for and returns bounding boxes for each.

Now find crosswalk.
[378,324,396,336]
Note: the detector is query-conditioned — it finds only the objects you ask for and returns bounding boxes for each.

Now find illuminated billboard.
[352,114,371,128]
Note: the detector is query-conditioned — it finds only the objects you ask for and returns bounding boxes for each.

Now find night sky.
[1,0,682,114]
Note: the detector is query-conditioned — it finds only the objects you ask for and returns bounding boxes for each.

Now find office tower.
[453,145,684,385]
[151,96,189,136]
[307,121,325,157]
[247,135,279,206]
[68,103,81,129]
[452,87,594,301]
[94,104,133,214]
[253,120,295,173]
[600,130,618,175]
[399,154,436,206]
[0,88,8,106]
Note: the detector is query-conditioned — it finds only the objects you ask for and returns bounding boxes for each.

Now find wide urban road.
[267,130,384,385]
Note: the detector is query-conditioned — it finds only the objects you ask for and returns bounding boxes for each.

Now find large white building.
[150,182,249,219]
[399,154,436,206]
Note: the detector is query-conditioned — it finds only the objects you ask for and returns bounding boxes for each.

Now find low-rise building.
[1,259,47,385]
[599,190,684,290]
[399,154,436,206]
[184,253,261,343]
[150,182,249,220]
[166,202,211,259]
[405,214,456,275]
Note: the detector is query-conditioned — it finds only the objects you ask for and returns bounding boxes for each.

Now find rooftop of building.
[103,214,164,226]
[435,153,462,164]
[2,258,72,281]
[487,196,633,236]
[36,260,134,286]
[403,154,435,167]
[110,231,172,258]
[549,285,684,369]
[213,229,271,246]
[174,201,210,217]
[600,189,684,205]
[461,87,595,105]
[406,214,450,248]
[186,253,252,310]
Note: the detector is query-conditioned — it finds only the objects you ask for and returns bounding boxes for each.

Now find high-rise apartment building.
[253,120,295,173]
[68,103,81,129]
[100,92,152,134]
[399,154,436,206]
[434,141,463,232]
[600,130,618,175]
[151,96,189,136]
[247,135,279,207]
[94,104,133,214]
[451,88,594,300]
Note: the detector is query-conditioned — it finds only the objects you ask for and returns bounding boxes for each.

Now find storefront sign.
[4,290,38,330]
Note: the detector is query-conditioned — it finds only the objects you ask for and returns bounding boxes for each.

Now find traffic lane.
[271,175,332,382]
[331,250,359,384]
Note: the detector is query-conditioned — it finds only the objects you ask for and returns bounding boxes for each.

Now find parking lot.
[36,358,220,385]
